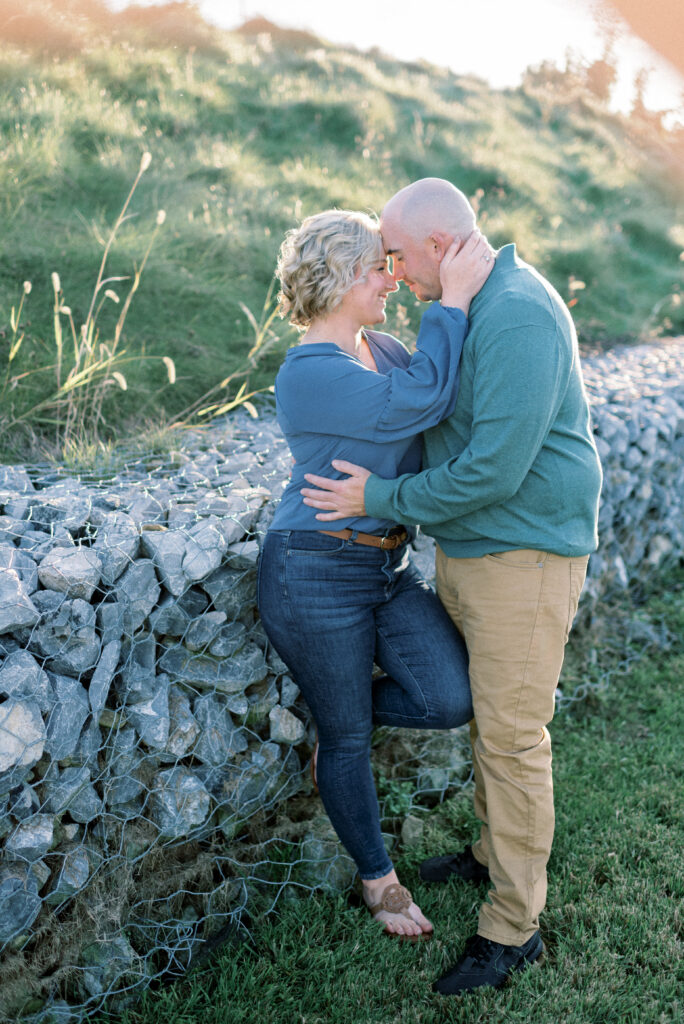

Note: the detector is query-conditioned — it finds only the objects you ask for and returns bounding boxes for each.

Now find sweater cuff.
[365,472,402,522]
[439,305,468,323]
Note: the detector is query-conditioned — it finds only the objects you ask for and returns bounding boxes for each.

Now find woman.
[257,209,493,939]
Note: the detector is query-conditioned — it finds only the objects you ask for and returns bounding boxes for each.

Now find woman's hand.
[439,229,496,315]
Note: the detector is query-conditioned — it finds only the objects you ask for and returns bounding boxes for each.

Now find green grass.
[0,0,683,459]
[111,566,684,1024]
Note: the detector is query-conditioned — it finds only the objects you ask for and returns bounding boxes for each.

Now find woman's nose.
[385,269,399,290]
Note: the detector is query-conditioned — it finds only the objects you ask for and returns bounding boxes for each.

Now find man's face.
[380,220,442,302]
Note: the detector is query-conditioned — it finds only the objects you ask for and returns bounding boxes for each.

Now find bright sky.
[106,0,684,122]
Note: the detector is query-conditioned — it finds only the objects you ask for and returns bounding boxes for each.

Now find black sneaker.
[419,846,490,884]
[432,931,544,995]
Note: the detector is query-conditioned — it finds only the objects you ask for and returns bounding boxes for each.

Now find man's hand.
[301,460,371,520]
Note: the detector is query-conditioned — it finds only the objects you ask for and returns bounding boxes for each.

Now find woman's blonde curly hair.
[276,209,383,328]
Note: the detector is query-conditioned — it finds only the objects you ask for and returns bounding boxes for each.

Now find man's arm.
[302,324,571,524]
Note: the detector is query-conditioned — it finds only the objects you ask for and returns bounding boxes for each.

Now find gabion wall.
[0,337,682,1021]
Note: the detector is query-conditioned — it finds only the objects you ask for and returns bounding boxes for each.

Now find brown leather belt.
[319,526,408,550]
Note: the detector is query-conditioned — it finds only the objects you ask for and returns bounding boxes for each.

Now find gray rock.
[400,814,425,848]
[88,640,121,715]
[45,675,90,762]
[26,490,92,532]
[0,544,38,592]
[159,641,267,694]
[0,650,50,712]
[80,934,143,1000]
[0,569,39,632]
[269,706,306,745]
[0,465,35,492]
[201,565,257,620]
[164,687,200,759]
[185,610,227,652]
[8,782,40,822]
[0,514,27,545]
[140,526,187,596]
[65,716,103,769]
[280,676,300,708]
[182,516,228,582]
[115,559,160,633]
[6,814,55,861]
[119,634,157,701]
[148,595,192,638]
[224,538,260,568]
[192,693,248,764]
[29,596,101,676]
[149,766,211,838]
[0,699,45,771]
[43,765,102,822]
[209,621,248,657]
[92,510,140,584]
[225,693,249,717]
[0,864,41,942]
[38,546,102,601]
[127,675,170,749]
[45,845,91,904]
[103,728,145,808]
[96,599,125,645]
[124,493,168,526]
[246,676,280,724]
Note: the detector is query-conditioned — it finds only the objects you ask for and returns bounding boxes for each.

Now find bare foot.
[362,870,433,939]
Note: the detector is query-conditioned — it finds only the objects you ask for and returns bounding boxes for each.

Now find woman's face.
[343,252,398,326]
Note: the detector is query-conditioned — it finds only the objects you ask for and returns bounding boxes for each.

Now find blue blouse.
[269,303,468,534]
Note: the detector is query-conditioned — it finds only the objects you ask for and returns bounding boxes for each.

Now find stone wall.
[0,336,682,1021]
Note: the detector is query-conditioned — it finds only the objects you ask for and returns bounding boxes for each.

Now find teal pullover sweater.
[364,244,603,558]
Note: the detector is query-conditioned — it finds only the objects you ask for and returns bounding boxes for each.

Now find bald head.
[381,178,476,241]
[379,179,478,302]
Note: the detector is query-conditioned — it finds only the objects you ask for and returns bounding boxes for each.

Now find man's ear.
[427,231,459,260]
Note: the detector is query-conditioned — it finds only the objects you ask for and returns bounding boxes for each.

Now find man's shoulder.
[478,262,572,339]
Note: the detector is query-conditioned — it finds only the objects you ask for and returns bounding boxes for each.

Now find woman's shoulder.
[364,330,410,367]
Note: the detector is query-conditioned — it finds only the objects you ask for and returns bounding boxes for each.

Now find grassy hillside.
[0,0,683,458]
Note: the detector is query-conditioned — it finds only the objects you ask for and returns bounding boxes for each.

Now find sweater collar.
[468,242,516,318]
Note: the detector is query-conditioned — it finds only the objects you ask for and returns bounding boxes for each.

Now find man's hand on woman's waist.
[302,460,371,519]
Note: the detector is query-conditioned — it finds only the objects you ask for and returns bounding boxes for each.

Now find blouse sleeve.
[276,303,467,442]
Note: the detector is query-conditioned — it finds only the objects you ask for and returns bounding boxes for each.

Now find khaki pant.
[435,546,588,945]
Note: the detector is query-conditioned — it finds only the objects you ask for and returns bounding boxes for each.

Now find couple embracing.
[256,177,602,996]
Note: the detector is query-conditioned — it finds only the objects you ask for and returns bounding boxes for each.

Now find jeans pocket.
[287,531,348,555]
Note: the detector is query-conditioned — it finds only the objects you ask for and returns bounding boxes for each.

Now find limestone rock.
[0,864,41,942]
[43,765,102,822]
[149,767,211,838]
[192,694,248,763]
[268,706,306,745]
[182,516,228,583]
[0,569,39,633]
[45,675,90,762]
[6,814,55,861]
[0,650,50,712]
[115,559,160,633]
[0,699,45,771]
[140,527,187,596]
[38,546,102,601]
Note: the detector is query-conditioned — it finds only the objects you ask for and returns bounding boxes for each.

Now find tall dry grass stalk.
[1,152,176,455]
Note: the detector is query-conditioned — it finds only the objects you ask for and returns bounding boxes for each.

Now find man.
[301,178,603,996]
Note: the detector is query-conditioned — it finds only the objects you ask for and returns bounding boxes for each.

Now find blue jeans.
[257,530,472,880]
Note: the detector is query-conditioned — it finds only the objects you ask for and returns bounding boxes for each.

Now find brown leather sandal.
[366,882,433,941]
